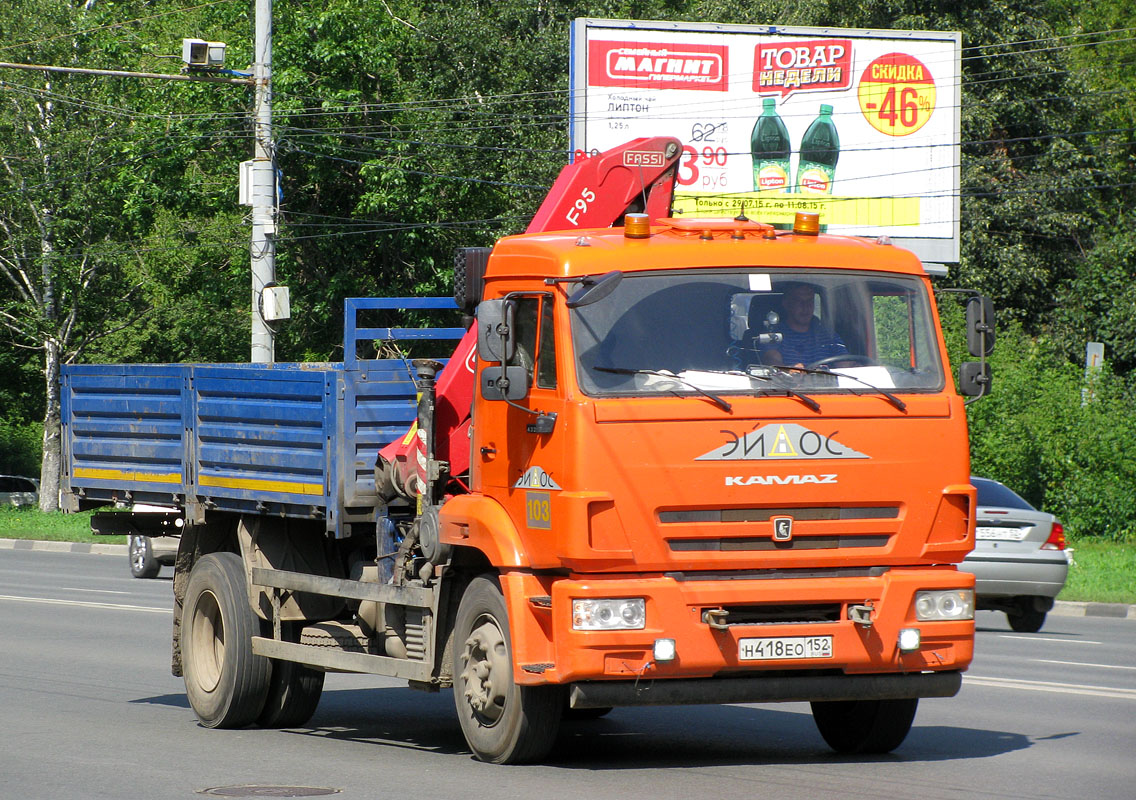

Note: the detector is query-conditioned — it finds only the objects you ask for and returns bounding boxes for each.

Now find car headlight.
[915,590,974,621]
[572,598,646,630]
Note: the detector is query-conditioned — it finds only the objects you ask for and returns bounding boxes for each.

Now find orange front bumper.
[502,567,974,687]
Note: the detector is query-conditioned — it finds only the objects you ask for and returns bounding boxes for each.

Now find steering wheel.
[807,353,875,369]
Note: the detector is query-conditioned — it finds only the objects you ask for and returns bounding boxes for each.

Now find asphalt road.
[1,549,1134,800]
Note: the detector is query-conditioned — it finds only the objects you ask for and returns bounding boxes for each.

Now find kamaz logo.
[725,474,837,486]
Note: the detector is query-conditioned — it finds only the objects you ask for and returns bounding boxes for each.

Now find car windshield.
[972,477,1036,510]
[569,268,944,397]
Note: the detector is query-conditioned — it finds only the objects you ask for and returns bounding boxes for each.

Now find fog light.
[898,627,922,652]
[572,598,646,630]
[915,590,974,621]
[653,638,677,662]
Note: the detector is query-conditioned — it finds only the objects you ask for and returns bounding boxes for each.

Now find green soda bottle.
[796,104,839,195]
[750,97,791,192]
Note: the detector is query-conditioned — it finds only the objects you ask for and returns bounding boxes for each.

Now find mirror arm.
[498,386,557,433]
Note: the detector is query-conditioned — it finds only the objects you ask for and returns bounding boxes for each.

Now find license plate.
[975,526,1028,541]
[739,635,833,661]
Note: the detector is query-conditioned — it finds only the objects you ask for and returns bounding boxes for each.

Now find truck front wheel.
[181,552,271,728]
[810,697,918,754]
[452,575,563,763]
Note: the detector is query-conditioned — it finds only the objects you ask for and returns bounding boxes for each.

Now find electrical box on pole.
[181,39,227,68]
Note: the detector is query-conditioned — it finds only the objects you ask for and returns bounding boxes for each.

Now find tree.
[0,0,249,509]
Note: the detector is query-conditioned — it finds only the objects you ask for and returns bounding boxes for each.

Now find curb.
[1051,600,1136,621]
[0,537,127,556]
[3,538,1135,621]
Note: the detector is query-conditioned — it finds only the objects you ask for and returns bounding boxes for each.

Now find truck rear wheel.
[258,623,325,728]
[810,697,918,754]
[182,552,271,728]
[452,575,563,763]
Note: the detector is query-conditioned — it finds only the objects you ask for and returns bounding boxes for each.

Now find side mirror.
[476,299,515,363]
[966,296,995,357]
[481,365,531,401]
[959,361,992,397]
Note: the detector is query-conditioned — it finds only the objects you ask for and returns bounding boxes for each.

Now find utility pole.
[250,0,276,363]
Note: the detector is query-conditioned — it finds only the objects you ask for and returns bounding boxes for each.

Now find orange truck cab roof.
[484,221,928,281]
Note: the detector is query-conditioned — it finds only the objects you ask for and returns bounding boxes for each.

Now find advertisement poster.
[570,19,961,265]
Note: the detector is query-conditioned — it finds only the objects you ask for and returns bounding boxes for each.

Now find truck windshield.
[569,269,944,397]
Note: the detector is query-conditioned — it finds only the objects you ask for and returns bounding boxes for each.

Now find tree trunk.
[39,339,61,512]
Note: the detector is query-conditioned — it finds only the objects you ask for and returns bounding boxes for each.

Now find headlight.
[572,598,646,630]
[915,590,974,621]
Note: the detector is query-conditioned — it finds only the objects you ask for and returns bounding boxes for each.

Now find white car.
[0,475,38,507]
[961,477,1071,632]
[91,504,182,579]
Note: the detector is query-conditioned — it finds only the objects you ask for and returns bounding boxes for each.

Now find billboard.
[570,19,961,265]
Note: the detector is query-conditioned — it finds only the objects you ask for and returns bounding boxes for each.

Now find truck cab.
[429,214,978,757]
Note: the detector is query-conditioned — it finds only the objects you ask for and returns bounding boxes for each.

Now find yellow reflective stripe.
[198,475,324,496]
[73,467,181,484]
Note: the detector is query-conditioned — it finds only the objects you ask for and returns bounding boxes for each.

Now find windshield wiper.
[746,369,822,413]
[780,365,907,412]
[594,366,733,413]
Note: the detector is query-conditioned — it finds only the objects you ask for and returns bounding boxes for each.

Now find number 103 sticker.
[857,52,937,136]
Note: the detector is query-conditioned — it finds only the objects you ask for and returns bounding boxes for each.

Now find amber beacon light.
[793,211,821,236]
[623,213,651,239]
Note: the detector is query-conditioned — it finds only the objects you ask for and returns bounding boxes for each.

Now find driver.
[760,283,847,368]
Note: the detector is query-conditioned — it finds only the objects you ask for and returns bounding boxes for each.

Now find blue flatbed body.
[60,298,461,536]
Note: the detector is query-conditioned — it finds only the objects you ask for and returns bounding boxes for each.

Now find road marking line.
[0,594,170,614]
[1033,659,1136,671]
[964,675,1136,701]
[997,634,1101,645]
[60,587,131,595]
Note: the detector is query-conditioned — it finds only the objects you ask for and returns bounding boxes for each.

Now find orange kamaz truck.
[62,137,993,763]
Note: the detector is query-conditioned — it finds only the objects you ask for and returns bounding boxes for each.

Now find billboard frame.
[570,18,961,267]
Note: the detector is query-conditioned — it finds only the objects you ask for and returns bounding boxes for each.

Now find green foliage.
[0,419,41,476]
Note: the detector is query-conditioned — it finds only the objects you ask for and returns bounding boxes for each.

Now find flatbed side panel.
[62,365,190,504]
[193,365,334,514]
[339,297,464,511]
[341,361,419,509]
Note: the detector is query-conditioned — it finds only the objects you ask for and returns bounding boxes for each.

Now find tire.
[181,553,271,728]
[129,535,161,579]
[452,575,564,763]
[257,624,325,728]
[810,697,919,754]
[1008,598,1047,633]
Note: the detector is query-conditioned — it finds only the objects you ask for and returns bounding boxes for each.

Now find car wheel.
[129,535,161,579]
[452,575,564,763]
[181,553,271,728]
[810,698,919,754]
[257,623,325,728]
[1007,598,1048,633]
